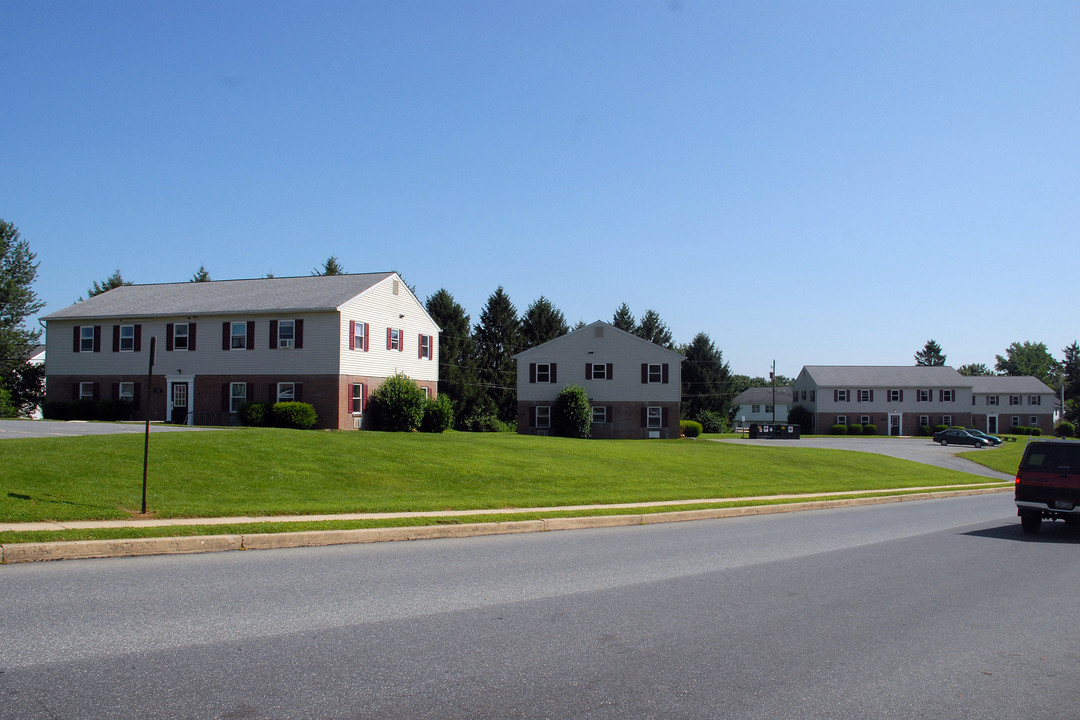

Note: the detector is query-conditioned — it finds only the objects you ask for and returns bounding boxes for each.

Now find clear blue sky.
[4,1,1077,378]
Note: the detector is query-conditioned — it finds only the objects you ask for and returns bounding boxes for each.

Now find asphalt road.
[0,418,213,439]
[2,493,1077,719]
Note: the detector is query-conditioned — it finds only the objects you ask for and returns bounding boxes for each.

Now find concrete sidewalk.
[0,483,1012,564]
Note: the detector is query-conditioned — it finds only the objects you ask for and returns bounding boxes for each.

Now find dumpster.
[748,423,801,439]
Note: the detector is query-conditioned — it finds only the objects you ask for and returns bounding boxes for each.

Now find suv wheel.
[1021,513,1042,534]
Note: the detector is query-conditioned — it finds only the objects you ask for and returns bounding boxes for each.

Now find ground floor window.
[79,382,95,400]
[119,382,135,403]
[646,406,662,429]
[277,382,295,403]
[836,415,847,425]
[1030,416,1039,427]
[1012,416,1020,427]
[919,415,929,427]
[943,415,953,426]
[351,383,364,414]
[230,382,247,413]
[591,406,608,424]
[535,406,551,428]
[860,415,871,426]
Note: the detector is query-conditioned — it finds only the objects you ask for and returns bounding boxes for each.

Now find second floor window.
[388,328,401,351]
[278,321,295,349]
[941,390,955,403]
[231,322,247,349]
[836,389,849,402]
[119,325,135,352]
[419,334,432,359]
[173,323,189,350]
[536,363,552,383]
[81,326,95,352]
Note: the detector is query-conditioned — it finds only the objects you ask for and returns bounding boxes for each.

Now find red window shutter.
[349,321,356,350]
[387,327,392,350]
[606,363,613,379]
[363,323,369,351]
[530,363,537,383]
[189,323,197,351]
[418,333,423,359]
[166,323,174,351]
[246,322,255,350]
[856,391,861,403]
[869,390,874,402]
[295,319,303,349]
[73,326,81,353]
[269,320,278,349]
[551,363,557,383]
[399,329,404,352]
[221,383,229,411]
[134,324,142,352]
[586,363,592,380]
[113,325,120,352]
[222,322,230,350]
[93,325,101,352]
[661,364,669,384]
[641,364,648,384]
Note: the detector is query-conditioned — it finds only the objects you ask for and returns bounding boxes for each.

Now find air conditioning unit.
[279,340,293,349]
[535,429,550,436]
[353,416,363,430]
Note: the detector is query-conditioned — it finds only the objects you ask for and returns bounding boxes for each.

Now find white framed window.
[278,320,295,349]
[353,322,367,352]
[591,406,608,424]
[119,382,135,403]
[419,334,432,359]
[1009,395,1021,406]
[80,326,95,352]
[535,406,551,428]
[888,389,901,402]
[858,390,871,402]
[836,390,849,402]
[1030,396,1041,406]
[79,382,95,400]
[1012,416,1021,427]
[918,389,930,402]
[536,363,552,383]
[351,383,364,414]
[230,382,247,413]
[919,415,929,427]
[173,323,189,350]
[231,322,247,349]
[751,404,761,414]
[943,390,955,402]
[943,415,953,426]
[119,325,135,352]
[389,328,401,351]
[591,363,608,380]
[860,415,871,426]
[647,364,663,384]
[647,406,662,429]
[836,415,847,425]
[764,405,773,414]
[422,386,430,398]
[277,382,295,403]
[988,396,999,406]
[1030,416,1039,427]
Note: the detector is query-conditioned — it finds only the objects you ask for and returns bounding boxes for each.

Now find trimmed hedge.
[1010,426,1043,436]
[1055,421,1075,438]
[420,394,453,433]
[830,424,848,435]
[272,402,318,430]
[681,420,703,438]
[863,424,878,436]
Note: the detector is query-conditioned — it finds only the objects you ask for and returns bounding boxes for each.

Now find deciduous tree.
[0,220,45,415]
[995,341,1061,386]
[957,363,994,377]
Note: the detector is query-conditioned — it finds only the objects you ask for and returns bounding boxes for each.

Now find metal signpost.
[142,336,156,514]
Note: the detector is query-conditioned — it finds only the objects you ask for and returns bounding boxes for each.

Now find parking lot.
[0,419,214,439]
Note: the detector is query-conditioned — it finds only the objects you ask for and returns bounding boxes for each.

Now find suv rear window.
[1023,444,1080,471]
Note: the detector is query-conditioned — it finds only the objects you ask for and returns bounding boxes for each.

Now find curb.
[0,487,1010,564]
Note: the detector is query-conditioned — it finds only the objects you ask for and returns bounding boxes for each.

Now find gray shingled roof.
[968,375,1055,394]
[734,387,794,404]
[800,365,965,387]
[42,273,395,320]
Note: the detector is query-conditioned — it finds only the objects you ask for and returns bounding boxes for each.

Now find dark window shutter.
[641,364,648,384]
[349,321,356,350]
[295,319,303,349]
[246,322,255,350]
[363,323,369,351]
[247,382,255,402]
[551,363,557,383]
[641,407,647,428]
[607,363,613,379]
[662,407,669,426]
[91,383,100,400]
[295,383,303,402]
[72,382,79,400]
[269,320,278,349]
[93,325,101,352]
[221,383,229,411]
[166,323,174,351]
[269,383,277,402]
[834,389,839,402]
[134,382,141,411]
[112,382,120,400]
[586,363,592,380]
[529,363,536,383]
[869,390,874,402]
[112,325,120,352]
[222,322,230,350]
[134,324,142,352]
[899,390,904,402]
[73,326,81,353]
[529,407,536,427]
[189,323,197,351]
[662,364,669,384]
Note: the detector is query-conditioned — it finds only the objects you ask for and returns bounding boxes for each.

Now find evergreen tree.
[957,363,994,377]
[636,309,674,348]
[915,339,946,366]
[82,269,131,300]
[425,288,479,425]
[1062,342,1080,424]
[995,341,1061,386]
[190,265,211,282]
[473,287,521,424]
[679,332,732,419]
[0,220,45,416]
[520,296,569,349]
[314,256,345,276]
[612,303,635,332]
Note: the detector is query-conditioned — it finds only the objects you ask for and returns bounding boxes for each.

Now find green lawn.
[1,429,1004,524]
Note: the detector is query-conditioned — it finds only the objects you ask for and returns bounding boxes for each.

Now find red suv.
[1015,440,1080,534]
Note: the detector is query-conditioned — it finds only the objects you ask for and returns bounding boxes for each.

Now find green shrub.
[239,402,273,427]
[847,424,863,436]
[863,424,878,436]
[1054,421,1075,438]
[420,394,454,433]
[368,372,426,431]
[271,402,317,430]
[462,413,507,432]
[932,424,949,434]
[919,425,932,437]
[0,388,16,418]
[695,410,727,434]
[681,420,702,438]
[1010,426,1043,436]
[553,384,592,439]
[830,424,848,435]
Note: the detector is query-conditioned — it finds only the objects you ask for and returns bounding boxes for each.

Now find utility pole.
[771,360,776,423]
[142,336,156,514]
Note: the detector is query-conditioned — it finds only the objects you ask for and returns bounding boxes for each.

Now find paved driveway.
[0,419,214,439]
[714,436,1016,481]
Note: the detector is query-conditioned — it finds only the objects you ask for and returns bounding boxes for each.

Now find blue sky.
[4,1,1077,378]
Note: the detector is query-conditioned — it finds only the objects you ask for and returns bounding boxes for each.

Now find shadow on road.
[963,521,1080,544]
